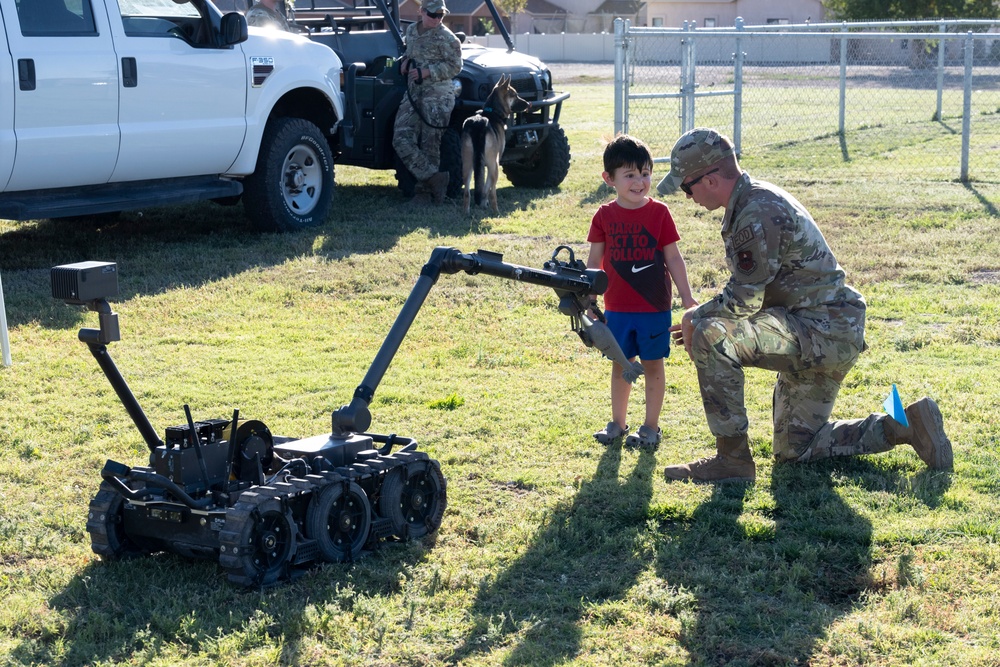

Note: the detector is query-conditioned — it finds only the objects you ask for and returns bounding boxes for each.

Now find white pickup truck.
[0,0,344,231]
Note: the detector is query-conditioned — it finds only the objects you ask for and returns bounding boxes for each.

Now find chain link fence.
[614,19,1000,184]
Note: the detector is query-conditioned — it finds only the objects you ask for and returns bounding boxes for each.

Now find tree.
[495,0,528,19]
[824,0,1000,20]
[487,0,526,35]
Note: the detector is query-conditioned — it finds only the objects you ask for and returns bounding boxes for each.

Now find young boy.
[587,134,697,450]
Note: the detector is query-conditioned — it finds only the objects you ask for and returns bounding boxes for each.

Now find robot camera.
[51,261,119,305]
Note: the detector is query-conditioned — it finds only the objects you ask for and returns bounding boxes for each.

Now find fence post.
[961,31,973,181]
[839,22,848,136]
[733,16,745,154]
[936,20,947,121]
[614,17,626,135]
[681,21,696,133]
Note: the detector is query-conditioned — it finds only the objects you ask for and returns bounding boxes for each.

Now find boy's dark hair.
[603,134,653,175]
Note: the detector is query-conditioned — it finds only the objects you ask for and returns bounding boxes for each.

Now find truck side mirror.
[220,12,249,46]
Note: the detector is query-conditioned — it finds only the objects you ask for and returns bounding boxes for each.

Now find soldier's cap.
[422,0,450,15]
[656,128,736,195]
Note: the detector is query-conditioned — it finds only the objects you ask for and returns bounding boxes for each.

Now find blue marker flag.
[883,384,908,427]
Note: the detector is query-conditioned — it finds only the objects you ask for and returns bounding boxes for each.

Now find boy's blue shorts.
[605,310,672,361]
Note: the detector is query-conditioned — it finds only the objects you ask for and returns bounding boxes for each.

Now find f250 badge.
[250,57,275,87]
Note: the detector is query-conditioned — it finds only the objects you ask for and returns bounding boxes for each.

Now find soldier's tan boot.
[885,397,953,470]
[663,435,756,483]
[426,171,449,204]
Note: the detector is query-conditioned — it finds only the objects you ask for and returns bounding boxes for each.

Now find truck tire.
[244,117,334,232]
[502,125,571,189]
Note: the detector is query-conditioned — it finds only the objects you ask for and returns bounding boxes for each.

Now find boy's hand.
[670,306,698,361]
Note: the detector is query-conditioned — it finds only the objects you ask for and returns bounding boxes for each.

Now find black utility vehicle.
[296,0,571,197]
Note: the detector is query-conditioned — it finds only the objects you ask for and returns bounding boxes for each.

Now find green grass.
[2,82,1000,666]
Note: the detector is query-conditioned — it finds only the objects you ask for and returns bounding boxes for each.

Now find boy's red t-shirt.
[587,198,680,313]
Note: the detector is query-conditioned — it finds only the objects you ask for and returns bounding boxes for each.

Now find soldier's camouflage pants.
[392,87,455,182]
[690,306,893,462]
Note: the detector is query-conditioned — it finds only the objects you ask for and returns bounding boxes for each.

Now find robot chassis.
[52,246,635,586]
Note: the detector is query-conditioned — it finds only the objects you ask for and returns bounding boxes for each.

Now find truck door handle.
[17,59,35,91]
[121,57,137,88]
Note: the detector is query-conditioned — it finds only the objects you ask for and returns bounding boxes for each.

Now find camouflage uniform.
[391,16,462,181]
[688,172,896,462]
[245,3,290,31]
[656,128,951,481]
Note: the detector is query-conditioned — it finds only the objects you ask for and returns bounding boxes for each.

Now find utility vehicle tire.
[378,458,447,540]
[395,154,417,198]
[219,489,298,587]
[306,480,372,562]
[502,125,571,188]
[86,482,147,562]
[440,127,463,199]
[243,117,334,233]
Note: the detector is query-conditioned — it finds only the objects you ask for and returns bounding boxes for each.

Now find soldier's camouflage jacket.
[402,21,462,98]
[692,172,866,361]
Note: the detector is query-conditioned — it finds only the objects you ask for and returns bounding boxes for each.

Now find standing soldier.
[660,128,953,483]
[392,0,462,203]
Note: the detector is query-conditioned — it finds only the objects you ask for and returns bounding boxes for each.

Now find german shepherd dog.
[461,75,530,214]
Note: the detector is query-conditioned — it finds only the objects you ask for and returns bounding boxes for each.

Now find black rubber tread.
[377,458,447,540]
[305,479,372,562]
[86,482,148,562]
[218,488,298,587]
[215,445,444,584]
[502,124,571,188]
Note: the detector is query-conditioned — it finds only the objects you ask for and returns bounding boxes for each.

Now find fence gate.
[614,18,1000,184]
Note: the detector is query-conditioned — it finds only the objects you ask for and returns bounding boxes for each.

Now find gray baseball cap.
[422,0,450,14]
[656,128,736,195]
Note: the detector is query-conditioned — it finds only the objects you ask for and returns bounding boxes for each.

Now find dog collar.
[481,106,507,124]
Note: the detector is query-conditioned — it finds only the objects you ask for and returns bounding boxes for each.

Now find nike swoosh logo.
[631,264,654,273]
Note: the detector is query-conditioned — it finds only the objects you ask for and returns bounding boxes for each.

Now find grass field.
[2,79,1000,666]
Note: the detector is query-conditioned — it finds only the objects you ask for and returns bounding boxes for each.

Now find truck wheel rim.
[282,143,323,215]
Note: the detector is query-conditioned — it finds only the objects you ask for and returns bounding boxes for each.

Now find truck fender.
[228,41,344,176]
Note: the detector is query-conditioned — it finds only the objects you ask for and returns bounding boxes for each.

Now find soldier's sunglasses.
[680,167,719,195]
[423,9,444,18]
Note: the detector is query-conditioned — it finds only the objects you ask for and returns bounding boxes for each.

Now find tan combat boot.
[884,397,953,470]
[663,435,756,483]
[426,171,449,204]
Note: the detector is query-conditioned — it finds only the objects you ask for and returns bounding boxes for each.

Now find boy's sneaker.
[594,422,629,446]
[625,425,661,451]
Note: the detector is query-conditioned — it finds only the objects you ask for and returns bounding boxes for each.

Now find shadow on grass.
[448,444,656,665]
[962,181,1000,218]
[651,463,871,664]
[654,456,949,664]
[25,539,433,667]
[0,182,549,329]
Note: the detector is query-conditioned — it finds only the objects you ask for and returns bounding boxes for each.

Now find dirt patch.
[970,270,1000,285]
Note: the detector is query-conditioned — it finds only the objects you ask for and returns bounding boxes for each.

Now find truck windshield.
[117,0,200,18]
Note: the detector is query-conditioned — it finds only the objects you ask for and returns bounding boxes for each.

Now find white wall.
[466,31,832,64]
[624,0,824,29]
[467,33,617,62]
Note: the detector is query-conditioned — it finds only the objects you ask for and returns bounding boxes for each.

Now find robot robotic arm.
[331,245,643,435]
